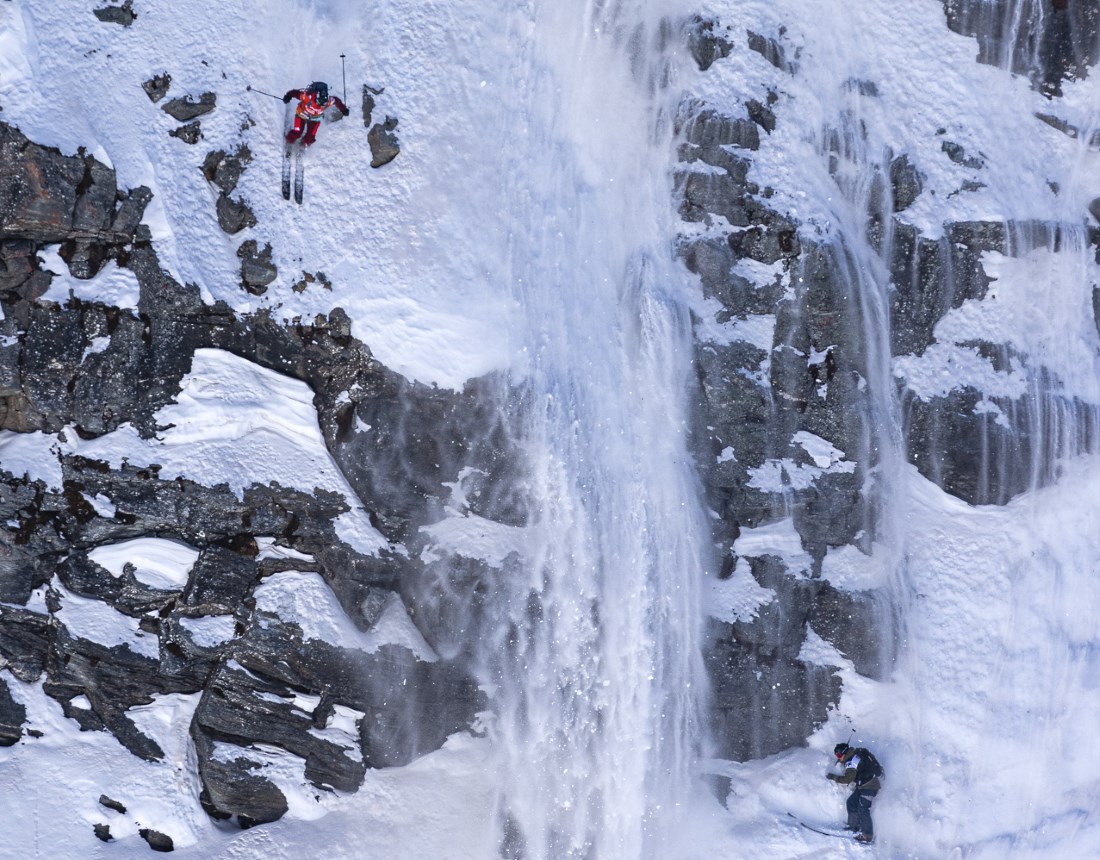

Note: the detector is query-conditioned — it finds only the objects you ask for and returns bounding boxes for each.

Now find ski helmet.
[833,743,850,759]
[309,81,329,102]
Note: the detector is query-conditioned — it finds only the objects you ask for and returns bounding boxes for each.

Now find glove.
[341,105,350,116]
[826,774,838,782]
[282,91,294,104]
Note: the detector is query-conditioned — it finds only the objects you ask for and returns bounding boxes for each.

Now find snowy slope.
[1,0,1100,858]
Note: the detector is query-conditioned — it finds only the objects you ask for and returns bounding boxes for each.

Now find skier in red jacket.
[282,81,349,147]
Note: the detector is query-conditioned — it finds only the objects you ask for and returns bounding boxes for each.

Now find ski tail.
[282,144,292,200]
[293,147,304,204]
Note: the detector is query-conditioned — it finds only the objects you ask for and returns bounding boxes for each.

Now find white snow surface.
[253,571,436,662]
[88,537,201,590]
[51,579,161,660]
[0,0,1099,857]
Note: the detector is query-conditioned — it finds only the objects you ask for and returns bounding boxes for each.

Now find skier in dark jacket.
[827,742,883,844]
[282,81,349,147]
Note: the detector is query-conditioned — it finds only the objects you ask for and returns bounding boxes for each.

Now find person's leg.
[302,119,321,146]
[286,115,304,144]
[857,789,877,837]
[846,791,860,830]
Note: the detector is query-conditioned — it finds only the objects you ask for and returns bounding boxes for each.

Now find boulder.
[93,1,136,26]
[142,73,171,103]
[139,828,174,852]
[237,240,276,294]
[168,122,202,145]
[161,93,216,122]
[687,16,733,71]
[368,118,400,168]
[215,194,256,234]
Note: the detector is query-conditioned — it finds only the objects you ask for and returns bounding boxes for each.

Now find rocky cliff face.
[1,0,1097,841]
[0,121,484,827]
[681,0,1100,760]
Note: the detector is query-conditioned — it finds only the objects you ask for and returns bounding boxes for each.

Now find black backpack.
[852,748,884,785]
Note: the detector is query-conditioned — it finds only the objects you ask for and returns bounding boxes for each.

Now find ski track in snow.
[1,0,1100,857]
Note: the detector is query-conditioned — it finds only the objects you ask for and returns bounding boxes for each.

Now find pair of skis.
[281,142,305,205]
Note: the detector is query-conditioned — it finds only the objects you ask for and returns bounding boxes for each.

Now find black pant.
[846,787,878,836]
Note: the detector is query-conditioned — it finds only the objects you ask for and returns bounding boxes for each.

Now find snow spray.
[467,1,711,858]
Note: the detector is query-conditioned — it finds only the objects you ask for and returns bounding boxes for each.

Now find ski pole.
[246,85,283,101]
[340,54,347,102]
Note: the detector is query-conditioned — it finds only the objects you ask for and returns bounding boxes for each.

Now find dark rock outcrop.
[0,118,496,830]
[943,0,1100,96]
[686,16,733,71]
[142,73,171,103]
[161,93,217,122]
[0,675,25,745]
[367,118,400,168]
[93,1,136,26]
[99,794,127,814]
[237,240,276,294]
[361,85,384,129]
[168,122,202,145]
[215,194,256,234]
[139,828,174,852]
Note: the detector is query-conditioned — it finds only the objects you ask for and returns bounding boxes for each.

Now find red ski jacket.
[285,89,349,121]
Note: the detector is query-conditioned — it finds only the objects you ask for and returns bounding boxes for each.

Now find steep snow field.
[2,0,1100,857]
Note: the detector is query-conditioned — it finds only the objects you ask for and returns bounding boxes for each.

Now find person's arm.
[332,96,350,116]
[827,763,857,784]
[282,89,302,104]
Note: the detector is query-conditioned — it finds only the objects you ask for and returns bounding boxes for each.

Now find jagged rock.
[743,29,787,70]
[93,823,112,842]
[193,653,367,794]
[215,194,256,234]
[291,271,332,293]
[808,584,891,678]
[0,674,26,745]
[686,16,732,71]
[139,828,174,852]
[889,220,1002,357]
[161,93,216,122]
[193,737,288,827]
[889,153,923,211]
[705,558,843,760]
[168,121,202,145]
[746,29,795,72]
[941,139,985,169]
[191,619,482,824]
[236,240,276,294]
[745,97,776,134]
[99,794,127,814]
[361,84,384,129]
[943,0,1100,96]
[113,186,154,236]
[93,0,135,26]
[0,605,51,680]
[0,121,498,834]
[368,118,400,168]
[43,625,170,761]
[681,107,760,150]
[201,146,251,195]
[0,122,150,283]
[142,73,171,102]
[182,545,258,612]
[0,124,86,243]
[1088,197,1100,224]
